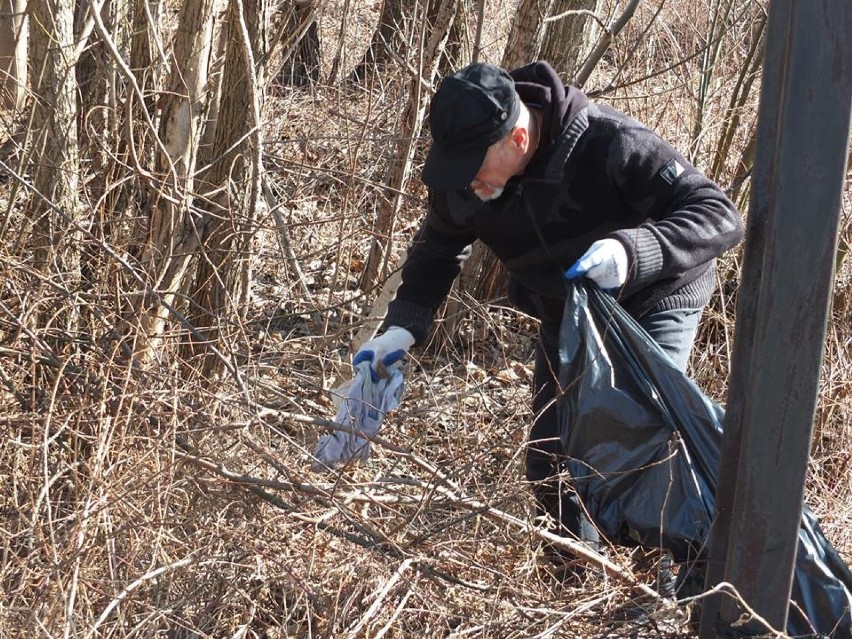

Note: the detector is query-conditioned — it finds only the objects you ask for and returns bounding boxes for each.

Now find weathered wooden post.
[699,1,852,636]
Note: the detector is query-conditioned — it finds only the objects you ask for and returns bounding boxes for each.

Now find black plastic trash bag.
[558,281,852,637]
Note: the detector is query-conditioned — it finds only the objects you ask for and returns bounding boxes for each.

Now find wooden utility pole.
[699,1,852,636]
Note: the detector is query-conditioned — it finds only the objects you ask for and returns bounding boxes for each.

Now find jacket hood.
[510,61,589,146]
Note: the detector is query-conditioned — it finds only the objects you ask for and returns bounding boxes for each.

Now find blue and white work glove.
[353,326,415,381]
[564,238,629,289]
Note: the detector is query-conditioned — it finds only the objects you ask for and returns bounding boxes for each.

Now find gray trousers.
[527,306,703,547]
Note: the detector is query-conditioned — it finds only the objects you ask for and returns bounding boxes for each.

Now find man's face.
[469,136,519,201]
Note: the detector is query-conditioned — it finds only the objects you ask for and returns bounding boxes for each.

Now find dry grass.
[0,0,850,637]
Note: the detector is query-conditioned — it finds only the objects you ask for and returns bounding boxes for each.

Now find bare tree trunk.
[29,0,82,312]
[127,0,163,155]
[187,0,266,376]
[360,0,458,291]
[125,0,163,246]
[502,0,553,70]
[278,0,319,87]
[72,0,136,307]
[132,0,217,364]
[198,8,228,164]
[540,0,599,79]
[75,0,130,201]
[350,0,413,83]
[130,0,162,93]
[76,0,105,154]
[326,0,350,82]
[441,0,471,74]
[0,0,27,111]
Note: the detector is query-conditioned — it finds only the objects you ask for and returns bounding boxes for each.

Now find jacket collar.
[510,61,590,182]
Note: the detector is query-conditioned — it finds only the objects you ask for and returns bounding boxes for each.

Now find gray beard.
[473,186,504,201]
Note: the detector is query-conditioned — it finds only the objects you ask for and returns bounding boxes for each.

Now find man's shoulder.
[581,104,668,160]
[551,102,627,158]
[585,102,642,132]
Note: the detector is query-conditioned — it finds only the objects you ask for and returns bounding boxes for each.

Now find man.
[354,61,743,569]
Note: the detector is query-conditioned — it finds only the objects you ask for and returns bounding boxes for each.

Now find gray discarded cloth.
[312,361,404,470]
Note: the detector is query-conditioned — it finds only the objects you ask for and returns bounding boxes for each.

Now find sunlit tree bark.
[540,0,599,79]
[441,0,471,74]
[132,0,217,363]
[130,0,161,94]
[502,0,551,70]
[0,0,27,111]
[29,0,82,316]
[350,0,412,83]
[187,0,266,375]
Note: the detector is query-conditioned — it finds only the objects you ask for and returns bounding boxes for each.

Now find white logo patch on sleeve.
[659,159,685,185]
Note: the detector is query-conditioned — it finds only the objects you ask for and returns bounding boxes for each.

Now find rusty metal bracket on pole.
[699,2,852,637]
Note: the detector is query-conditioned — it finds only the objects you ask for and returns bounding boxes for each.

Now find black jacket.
[384,61,744,345]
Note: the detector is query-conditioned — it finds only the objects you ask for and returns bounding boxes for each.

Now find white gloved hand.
[313,360,405,471]
[564,238,629,289]
[352,326,415,380]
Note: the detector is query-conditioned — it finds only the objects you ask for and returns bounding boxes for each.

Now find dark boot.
[633,547,677,598]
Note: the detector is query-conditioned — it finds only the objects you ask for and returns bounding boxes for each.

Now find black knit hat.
[422,63,520,191]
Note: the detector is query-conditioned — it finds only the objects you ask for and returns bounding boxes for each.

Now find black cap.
[422,63,520,191]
